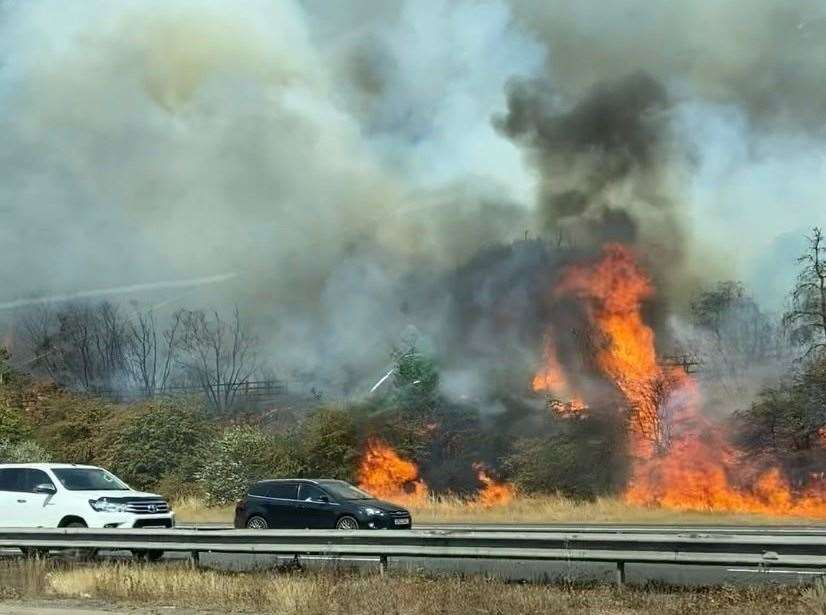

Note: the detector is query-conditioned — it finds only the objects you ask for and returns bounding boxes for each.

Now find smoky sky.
[2,0,826,393]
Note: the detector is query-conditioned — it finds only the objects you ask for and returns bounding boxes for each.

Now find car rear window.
[267,483,298,499]
[248,483,270,497]
[0,468,24,492]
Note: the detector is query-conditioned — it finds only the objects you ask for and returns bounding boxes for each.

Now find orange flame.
[556,244,663,456]
[473,463,515,507]
[554,243,826,519]
[532,336,568,392]
[533,335,587,415]
[357,439,429,506]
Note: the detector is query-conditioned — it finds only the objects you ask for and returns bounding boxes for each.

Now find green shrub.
[504,413,628,499]
[393,349,439,411]
[298,407,359,480]
[197,425,300,505]
[101,399,215,491]
[0,439,51,463]
[0,406,31,443]
[33,394,115,464]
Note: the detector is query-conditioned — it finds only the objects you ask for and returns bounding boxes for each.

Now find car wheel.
[246,515,268,530]
[132,550,164,562]
[62,521,97,561]
[336,516,359,530]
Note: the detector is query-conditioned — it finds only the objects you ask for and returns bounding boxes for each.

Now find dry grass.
[0,559,809,615]
[172,494,823,526]
[0,557,60,599]
[406,494,824,524]
[173,495,236,524]
[802,578,826,615]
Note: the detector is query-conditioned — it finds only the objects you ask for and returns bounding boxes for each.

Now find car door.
[0,468,22,527]
[263,482,299,528]
[20,469,59,527]
[297,483,337,529]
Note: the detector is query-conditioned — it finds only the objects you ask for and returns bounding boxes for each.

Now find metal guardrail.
[1,528,824,585]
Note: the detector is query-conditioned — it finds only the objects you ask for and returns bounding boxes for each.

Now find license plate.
[394,518,410,525]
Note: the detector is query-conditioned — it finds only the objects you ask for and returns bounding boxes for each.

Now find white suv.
[0,463,175,530]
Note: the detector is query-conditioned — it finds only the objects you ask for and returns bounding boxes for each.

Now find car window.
[299,484,328,502]
[267,483,298,499]
[0,468,25,492]
[23,469,55,493]
[248,483,270,497]
[318,480,373,500]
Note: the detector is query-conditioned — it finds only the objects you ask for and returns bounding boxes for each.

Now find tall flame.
[554,243,826,518]
[357,439,429,506]
[555,244,662,456]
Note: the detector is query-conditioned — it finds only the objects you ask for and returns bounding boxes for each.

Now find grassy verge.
[0,559,822,615]
[172,494,824,526]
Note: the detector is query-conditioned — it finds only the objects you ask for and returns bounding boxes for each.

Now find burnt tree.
[784,227,826,361]
[176,307,260,413]
[123,309,181,397]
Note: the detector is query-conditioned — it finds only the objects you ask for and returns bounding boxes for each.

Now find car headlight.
[89,499,127,513]
[361,507,385,516]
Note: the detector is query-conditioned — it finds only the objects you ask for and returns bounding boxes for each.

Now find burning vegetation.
[530,243,826,518]
[473,463,516,507]
[357,439,429,506]
[2,2,825,522]
[357,440,514,508]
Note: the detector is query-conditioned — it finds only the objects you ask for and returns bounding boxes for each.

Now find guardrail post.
[615,562,626,587]
[190,551,200,568]
[379,555,389,576]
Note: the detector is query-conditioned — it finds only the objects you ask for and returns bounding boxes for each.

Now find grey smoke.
[1,0,825,394]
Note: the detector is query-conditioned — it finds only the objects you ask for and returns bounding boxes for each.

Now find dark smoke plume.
[496,73,682,258]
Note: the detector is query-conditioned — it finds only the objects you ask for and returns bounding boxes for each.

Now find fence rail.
[1,528,824,584]
[93,379,288,403]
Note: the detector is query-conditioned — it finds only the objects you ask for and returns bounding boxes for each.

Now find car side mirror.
[34,483,56,495]
[319,495,330,504]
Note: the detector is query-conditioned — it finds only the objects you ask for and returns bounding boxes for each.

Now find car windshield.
[319,481,373,500]
[52,468,129,491]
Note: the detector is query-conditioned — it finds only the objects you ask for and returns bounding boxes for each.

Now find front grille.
[125,500,170,514]
[389,510,409,518]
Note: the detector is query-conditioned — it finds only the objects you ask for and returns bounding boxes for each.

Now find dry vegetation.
[0,558,822,615]
[172,494,824,526]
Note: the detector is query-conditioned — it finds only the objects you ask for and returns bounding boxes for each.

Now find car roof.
[255,478,320,484]
[254,478,353,485]
[0,463,100,470]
